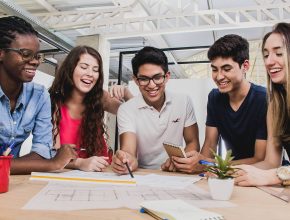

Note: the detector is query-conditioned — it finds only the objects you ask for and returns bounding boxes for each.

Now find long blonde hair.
[262,23,290,144]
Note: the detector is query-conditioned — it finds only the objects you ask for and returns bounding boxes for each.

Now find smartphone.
[163,142,187,158]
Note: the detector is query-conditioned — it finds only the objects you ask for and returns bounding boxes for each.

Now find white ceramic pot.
[208,177,234,201]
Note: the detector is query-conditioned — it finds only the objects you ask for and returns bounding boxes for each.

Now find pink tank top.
[59,105,111,162]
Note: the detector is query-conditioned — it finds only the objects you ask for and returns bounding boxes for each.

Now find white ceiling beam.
[34,7,132,30]
[112,0,136,7]
[102,3,290,39]
[32,3,290,39]
[0,0,74,52]
[33,0,198,31]
[136,0,188,78]
[34,0,58,12]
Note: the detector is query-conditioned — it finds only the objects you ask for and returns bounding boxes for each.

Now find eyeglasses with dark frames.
[136,73,166,86]
[1,48,45,63]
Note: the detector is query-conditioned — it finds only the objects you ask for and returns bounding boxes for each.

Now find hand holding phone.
[163,142,187,158]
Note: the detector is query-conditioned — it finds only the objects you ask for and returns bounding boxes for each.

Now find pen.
[125,162,134,178]
[2,142,16,156]
[140,207,168,220]
[199,160,216,166]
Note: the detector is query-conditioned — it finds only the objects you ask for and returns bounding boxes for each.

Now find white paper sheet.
[23,181,235,210]
[136,174,201,189]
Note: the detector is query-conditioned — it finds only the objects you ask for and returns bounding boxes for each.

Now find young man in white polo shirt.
[112,46,200,174]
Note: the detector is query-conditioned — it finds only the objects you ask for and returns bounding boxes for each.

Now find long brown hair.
[49,46,107,156]
[262,23,290,144]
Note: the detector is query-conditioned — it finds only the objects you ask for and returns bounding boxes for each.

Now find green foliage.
[204,150,236,179]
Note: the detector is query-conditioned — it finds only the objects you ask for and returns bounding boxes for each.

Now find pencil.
[125,162,134,178]
[2,142,16,156]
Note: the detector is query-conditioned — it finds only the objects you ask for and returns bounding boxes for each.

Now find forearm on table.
[232,157,264,165]
[11,153,60,175]
[254,160,280,169]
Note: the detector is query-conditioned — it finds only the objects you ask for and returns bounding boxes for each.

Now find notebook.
[140,200,224,220]
[163,142,187,158]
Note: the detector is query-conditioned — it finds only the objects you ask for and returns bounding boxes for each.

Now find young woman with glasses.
[0,16,77,174]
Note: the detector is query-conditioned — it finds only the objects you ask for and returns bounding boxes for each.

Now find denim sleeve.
[31,90,53,159]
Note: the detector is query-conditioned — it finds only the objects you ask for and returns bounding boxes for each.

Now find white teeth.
[219,81,229,86]
[269,68,282,73]
[148,90,158,96]
[25,69,36,74]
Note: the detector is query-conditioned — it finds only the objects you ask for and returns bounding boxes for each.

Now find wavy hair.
[49,46,107,156]
[207,34,249,67]
[262,23,290,144]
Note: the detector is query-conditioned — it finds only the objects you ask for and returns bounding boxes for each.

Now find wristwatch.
[276,166,290,186]
[282,179,290,186]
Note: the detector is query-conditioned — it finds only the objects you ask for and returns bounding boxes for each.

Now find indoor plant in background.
[200,150,237,201]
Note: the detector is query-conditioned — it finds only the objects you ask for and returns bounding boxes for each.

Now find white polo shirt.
[117,91,197,169]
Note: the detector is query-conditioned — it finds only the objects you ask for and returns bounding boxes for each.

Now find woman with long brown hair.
[49,45,132,172]
[235,23,290,186]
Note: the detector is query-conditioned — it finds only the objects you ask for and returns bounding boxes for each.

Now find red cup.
[0,155,13,193]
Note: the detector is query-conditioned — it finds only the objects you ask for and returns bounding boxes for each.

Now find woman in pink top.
[49,46,132,171]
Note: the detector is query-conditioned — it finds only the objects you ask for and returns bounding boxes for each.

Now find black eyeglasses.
[136,74,166,86]
[2,48,45,63]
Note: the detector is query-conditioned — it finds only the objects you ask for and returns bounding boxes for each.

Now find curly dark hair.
[49,46,107,156]
[0,16,38,48]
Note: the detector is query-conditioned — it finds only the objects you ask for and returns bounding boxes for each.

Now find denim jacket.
[0,82,53,159]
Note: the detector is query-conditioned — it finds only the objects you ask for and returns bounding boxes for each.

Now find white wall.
[32,70,55,88]
[128,78,216,145]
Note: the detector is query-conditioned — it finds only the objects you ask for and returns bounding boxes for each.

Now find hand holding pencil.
[111,150,135,177]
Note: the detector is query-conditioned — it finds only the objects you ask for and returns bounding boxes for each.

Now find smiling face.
[0,33,40,82]
[263,33,286,85]
[211,57,249,94]
[72,53,100,95]
[134,63,169,109]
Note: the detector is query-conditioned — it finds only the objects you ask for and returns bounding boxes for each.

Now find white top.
[117,91,197,169]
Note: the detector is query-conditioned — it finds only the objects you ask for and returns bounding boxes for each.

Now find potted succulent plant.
[200,150,236,201]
